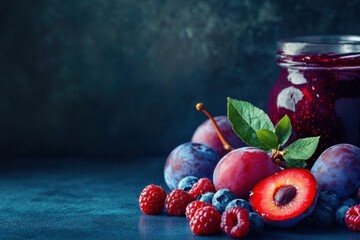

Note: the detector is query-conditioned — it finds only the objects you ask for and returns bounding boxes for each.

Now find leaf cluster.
[228,98,320,168]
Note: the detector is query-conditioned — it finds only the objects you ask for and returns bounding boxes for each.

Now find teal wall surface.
[1,0,360,159]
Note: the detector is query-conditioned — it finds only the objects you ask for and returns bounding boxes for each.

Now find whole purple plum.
[311,144,360,199]
[164,142,220,190]
[191,116,244,158]
[213,147,280,198]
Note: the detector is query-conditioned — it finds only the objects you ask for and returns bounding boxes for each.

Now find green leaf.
[284,136,320,160]
[282,156,307,168]
[256,129,279,151]
[275,115,292,147]
[227,97,275,150]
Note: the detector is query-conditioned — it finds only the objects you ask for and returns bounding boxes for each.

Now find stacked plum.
[311,144,360,199]
[139,98,360,238]
[164,103,245,190]
[191,115,244,158]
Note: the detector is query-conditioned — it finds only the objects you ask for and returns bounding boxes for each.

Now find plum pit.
[274,185,297,206]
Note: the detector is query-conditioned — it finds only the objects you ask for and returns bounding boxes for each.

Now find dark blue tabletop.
[0,159,358,240]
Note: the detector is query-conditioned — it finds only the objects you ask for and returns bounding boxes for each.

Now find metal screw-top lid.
[277,35,360,70]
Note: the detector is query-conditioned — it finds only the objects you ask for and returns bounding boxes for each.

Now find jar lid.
[277,35,360,69]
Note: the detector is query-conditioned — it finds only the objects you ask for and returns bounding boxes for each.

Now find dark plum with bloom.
[164,142,220,190]
[311,144,360,198]
[191,116,244,158]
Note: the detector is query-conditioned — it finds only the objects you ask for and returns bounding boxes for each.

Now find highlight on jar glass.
[268,35,360,167]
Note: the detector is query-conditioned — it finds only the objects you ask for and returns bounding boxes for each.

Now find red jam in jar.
[268,36,360,166]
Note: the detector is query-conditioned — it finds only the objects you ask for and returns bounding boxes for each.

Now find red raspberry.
[190,206,221,235]
[165,189,194,216]
[186,200,213,221]
[345,204,360,232]
[139,184,167,215]
[221,207,250,238]
[188,178,216,199]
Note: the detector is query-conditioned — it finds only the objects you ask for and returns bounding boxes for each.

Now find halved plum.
[249,168,318,227]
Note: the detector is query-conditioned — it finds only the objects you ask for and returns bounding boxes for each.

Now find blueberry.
[341,198,357,207]
[212,189,236,213]
[249,212,264,234]
[335,206,350,226]
[197,192,214,203]
[318,191,341,210]
[177,176,198,191]
[310,204,334,227]
[353,196,360,204]
[225,199,253,212]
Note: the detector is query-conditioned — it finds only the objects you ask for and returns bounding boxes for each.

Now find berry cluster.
[139,178,264,238]
[308,190,360,230]
[186,186,265,237]
[138,178,215,217]
[139,179,360,238]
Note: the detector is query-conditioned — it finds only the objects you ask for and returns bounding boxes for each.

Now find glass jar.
[268,35,360,166]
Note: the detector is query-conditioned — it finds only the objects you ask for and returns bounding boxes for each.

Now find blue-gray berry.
[341,198,357,207]
[318,191,341,210]
[353,196,360,204]
[225,199,253,212]
[197,192,214,203]
[310,203,334,227]
[249,212,264,234]
[335,205,350,226]
[177,176,198,191]
[212,188,236,213]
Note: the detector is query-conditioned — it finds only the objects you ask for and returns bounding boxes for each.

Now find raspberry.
[188,178,216,199]
[221,207,250,238]
[190,206,221,235]
[139,184,167,215]
[186,200,213,221]
[165,189,194,216]
[345,204,360,232]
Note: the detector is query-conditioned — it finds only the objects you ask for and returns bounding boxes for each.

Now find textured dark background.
[1,0,360,160]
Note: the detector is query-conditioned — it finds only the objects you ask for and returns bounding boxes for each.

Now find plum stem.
[270,149,286,159]
[271,149,288,168]
[274,158,288,169]
[196,103,234,151]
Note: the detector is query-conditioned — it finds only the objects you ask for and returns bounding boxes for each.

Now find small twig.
[274,158,288,169]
